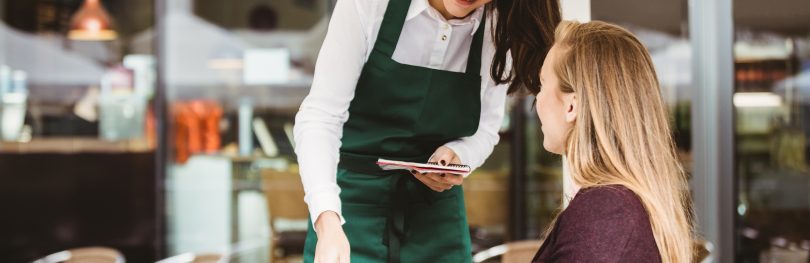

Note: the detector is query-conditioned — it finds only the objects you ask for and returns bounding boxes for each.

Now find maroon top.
[532,185,661,263]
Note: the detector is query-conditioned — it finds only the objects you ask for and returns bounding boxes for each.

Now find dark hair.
[489,0,561,95]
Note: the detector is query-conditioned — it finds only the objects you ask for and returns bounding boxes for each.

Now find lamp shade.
[68,0,117,41]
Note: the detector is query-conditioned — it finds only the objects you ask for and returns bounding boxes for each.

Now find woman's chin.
[542,140,564,155]
[445,1,475,18]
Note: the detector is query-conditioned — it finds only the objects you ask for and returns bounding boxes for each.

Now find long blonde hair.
[552,21,695,262]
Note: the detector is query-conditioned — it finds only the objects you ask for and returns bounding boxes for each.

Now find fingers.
[314,224,350,263]
[413,171,443,192]
[442,154,465,185]
[413,170,453,192]
[339,251,350,263]
[421,170,464,186]
[450,155,461,165]
[431,147,455,166]
[314,252,334,263]
[443,174,464,185]
[424,172,463,186]
[315,246,338,263]
[423,173,453,189]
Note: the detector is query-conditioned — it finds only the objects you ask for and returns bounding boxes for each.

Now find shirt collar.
[405,0,485,36]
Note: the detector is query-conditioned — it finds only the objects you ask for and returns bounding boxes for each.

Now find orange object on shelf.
[145,106,157,150]
[172,100,223,164]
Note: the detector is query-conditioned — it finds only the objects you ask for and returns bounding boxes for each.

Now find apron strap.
[383,175,408,263]
[373,0,411,59]
[382,173,439,263]
[464,14,486,74]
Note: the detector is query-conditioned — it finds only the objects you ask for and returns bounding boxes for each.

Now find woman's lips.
[455,0,475,8]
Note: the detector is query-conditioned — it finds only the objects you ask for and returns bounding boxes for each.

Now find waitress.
[293,0,559,262]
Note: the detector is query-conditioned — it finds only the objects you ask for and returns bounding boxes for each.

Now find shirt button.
[441,35,447,41]
[442,24,449,29]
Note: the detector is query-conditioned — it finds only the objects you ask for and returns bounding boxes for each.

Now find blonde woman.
[530,21,695,263]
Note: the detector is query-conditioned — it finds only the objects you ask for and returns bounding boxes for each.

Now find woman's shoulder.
[573,185,644,207]
[562,185,648,225]
[541,185,661,262]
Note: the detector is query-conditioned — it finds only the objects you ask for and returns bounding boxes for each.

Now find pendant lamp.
[68,0,117,41]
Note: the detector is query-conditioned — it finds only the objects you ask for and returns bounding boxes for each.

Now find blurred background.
[0,0,808,262]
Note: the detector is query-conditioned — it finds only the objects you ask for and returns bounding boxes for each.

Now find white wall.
[561,0,591,22]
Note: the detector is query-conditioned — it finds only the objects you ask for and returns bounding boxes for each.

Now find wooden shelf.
[0,137,153,154]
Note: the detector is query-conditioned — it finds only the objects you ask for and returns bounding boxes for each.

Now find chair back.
[472,240,543,263]
[155,253,224,263]
[261,169,308,228]
[33,247,125,263]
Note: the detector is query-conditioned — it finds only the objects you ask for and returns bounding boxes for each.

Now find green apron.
[303,0,485,261]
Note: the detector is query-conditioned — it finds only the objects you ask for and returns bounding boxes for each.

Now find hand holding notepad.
[376,158,471,175]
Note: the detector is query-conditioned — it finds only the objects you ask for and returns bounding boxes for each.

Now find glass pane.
[734,1,810,261]
[0,0,156,152]
[160,0,331,261]
[590,0,693,180]
[1,0,157,262]
[466,99,511,253]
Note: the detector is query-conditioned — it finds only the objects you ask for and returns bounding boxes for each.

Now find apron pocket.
[341,202,389,262]
[402,189,470,263]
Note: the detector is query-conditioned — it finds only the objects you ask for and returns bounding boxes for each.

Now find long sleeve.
[293,0,370,225]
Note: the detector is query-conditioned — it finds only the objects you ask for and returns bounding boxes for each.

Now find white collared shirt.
[294,0,509,224]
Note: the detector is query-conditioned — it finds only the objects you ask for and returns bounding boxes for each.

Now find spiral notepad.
[376,158,471,175]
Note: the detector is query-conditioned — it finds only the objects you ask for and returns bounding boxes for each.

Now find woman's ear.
[564,94,577,123]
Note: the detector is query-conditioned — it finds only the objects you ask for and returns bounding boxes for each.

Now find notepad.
[376,158,471,175]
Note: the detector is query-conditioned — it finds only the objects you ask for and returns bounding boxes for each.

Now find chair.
[472,240,543,263]
[155,253,223,263]
[32,247,125,263]
[463,171,508,228]
[158,239,268,263]
[463,171,509,254]
[261,169,309,263]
